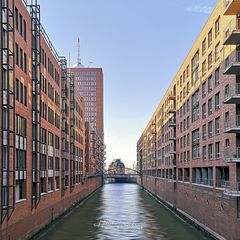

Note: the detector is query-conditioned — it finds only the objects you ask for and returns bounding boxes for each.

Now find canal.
[35,184,209,240]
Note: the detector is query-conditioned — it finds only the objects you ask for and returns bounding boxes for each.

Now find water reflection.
[36,184,209,240]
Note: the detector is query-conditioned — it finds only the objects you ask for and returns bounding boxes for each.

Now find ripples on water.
[36,184,209,240]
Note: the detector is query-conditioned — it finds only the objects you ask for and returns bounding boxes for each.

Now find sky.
[38,0,217,168]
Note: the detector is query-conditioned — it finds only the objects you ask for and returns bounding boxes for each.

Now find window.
[24,53,27,73]
[225,84,230,99]
[24,86,27,106]
[20,14,23,36]
[55,135,60,149]
[208,144,213,160]
[208,121,213,138]
[187,134,190,146]
[202,103,206,119]
[20,82,23,103]
[208,98,213,116]
[215,17,220,37]
[215,43,220,61]
[41,178,46,193]
[48,107,55,125]
[192,51,199,83]
[208,52,213,69]
[215,67,220,86]
[208,75,213,93]
[202,38,206,56]
[208,28,213,47]
[16,78,19,101]
[16,180,26,201]
[55,157,59,171]
[225,139,230,148]
[215,92,220,111]
[48,132,54,146]
[48,156,53,170]
[20,48,23,69]
[192,90,199,122]
[225,111,230,129]
[16,149,26,170]
[203,146,207,160]
[23,20,26,41]
[192,129,200,159]
[215,142,220,159]
[202,60,207,76]
[215,117,220,135]
[16,115,26,137]
[41,128,47,144]
[15,7,19,30]
[15,43,19,65]
[202,124,206,141]
[202,81,206,98]
[55,113,60,129]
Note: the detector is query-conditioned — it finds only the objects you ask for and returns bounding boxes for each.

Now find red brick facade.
[0,1,102,239]
[137,2,240,240]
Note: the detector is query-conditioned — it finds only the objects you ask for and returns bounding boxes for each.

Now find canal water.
[36,184,209,240]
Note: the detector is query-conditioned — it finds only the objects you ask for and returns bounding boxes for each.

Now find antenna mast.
[77,38,81,66]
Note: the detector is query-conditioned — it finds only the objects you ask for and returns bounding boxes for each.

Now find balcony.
[169,134,176,141]
[169,146,176,155]
[225,147,240,162]
[224,83,240,104]
[224,115,240,133]
[167,175,176,183]
[224,181,240,196]
[216,179,228,189]
[168,108,176,114]
[224,0,240,15]
[224,50,240,75]
[168,119,176,128]
[223,18,240,45]
[168,95,176,101]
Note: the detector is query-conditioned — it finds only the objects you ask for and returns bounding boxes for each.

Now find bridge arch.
[103,167,141,176]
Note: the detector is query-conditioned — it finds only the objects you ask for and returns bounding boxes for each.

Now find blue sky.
[38,0,217,168]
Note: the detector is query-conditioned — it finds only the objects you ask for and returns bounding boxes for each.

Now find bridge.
[103,167,142,184]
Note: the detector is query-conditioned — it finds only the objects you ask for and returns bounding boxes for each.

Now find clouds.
[186,5,213,14]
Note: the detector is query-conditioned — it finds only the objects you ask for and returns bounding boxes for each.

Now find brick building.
[70,57,106,176]
[137,1,240,239]
[0,1,102,240]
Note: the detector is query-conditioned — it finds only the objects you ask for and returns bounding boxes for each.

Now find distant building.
[108,159,125,174]
[69,40,105,175]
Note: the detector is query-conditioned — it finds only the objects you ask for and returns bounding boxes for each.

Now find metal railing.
[224,18,240,43]
[169,146,176,154]
[192,178,213,186]
[225,115,240,130]
[169,133,176,139]
[225,50,240,70]
[224,181,240,196]
[167,175,176,182]
[225,147,240,161]
[178,175,183,181]
[216,179,228,188]
[224,83,240,101]
[169,119,176,126]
